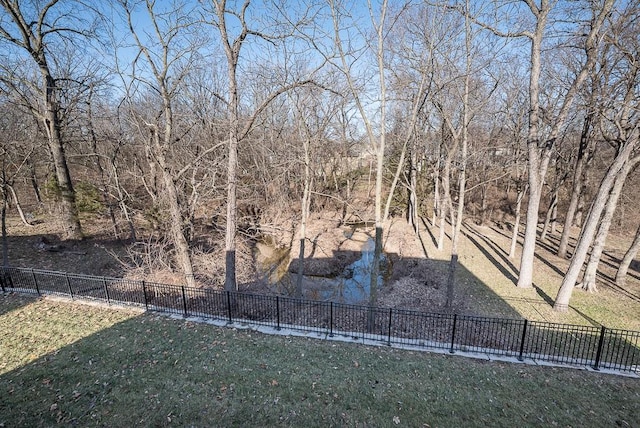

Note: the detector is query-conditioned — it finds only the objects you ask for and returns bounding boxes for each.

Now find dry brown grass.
[414,219,640,330]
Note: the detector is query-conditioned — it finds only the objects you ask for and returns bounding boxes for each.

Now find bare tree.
[554,144,637,309]
[0,0,98,239]
[557,88,598,258]
[382,2,441,227]
[473,1,614,288]
[540,150,570,242]
[0,102,38,265]
[326,0,396,310]
[117,0,220,287]
[578,156,640,292]
[290,87,337,297]
[516,0,613,289]
[616,222,640,286]
[205,0,321,291]
[554,1,640,310]
[444,0,475,310]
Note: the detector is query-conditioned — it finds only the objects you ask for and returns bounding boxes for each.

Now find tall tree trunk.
[509,185,527,259]
[407,147,418,233]
[214,0,242,292]
[7,185,33,227]
[27,159,42,205]
[518,155,544,288]
[579,157,638,292]
[517,0,612,288]
[446,0,471,311]
[1,164,8,268]
[224,130,239,291]
[516,3,547,289]
[550,195,558,235]
[369,33,387,314]
[432,155,440,227]
[540,187,558,242]
[296,128,312,298]
[153,128,197,289]
[42,72,83,240]
[616,222,640,286]
[554,141,636,311]
[329,0,389,320]
[558,112,595,258]
[438,154,452,251]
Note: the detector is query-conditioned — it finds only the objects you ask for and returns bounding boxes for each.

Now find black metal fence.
[1,266,639,374]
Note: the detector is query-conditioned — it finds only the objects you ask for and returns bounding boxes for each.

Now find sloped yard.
[1,295,638,427]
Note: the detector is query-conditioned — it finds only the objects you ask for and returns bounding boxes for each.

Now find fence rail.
[1,266,638,373]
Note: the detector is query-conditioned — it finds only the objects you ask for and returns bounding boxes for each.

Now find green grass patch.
[1,295,638,427]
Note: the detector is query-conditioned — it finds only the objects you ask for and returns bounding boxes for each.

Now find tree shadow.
[0,287,638,428]
[598,251,640,282]
[415,228,430,259]
[420,217,439,248]
[532,284,555,306]
[4,234,129,279]
[532,252,567,278]
[461,225,519,285]
[285,247,522,319]
[0,292,36,316]
[0,309,228,427]
[488,225,568,278]
[594,270,640,304]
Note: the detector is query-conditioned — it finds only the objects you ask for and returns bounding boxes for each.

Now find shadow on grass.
[595,271,640,303]
[3,234,130,278]
[532,284,555,306]
[1,296,639,428]
[421,217,439,248]
[0,311,231,427]
[0,293,37,316]
[532,284,601,328]
[461,225,519,286]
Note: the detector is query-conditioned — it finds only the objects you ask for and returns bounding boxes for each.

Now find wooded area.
[1,0,639,314]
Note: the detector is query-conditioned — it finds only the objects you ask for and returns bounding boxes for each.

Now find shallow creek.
[255,230,387,304]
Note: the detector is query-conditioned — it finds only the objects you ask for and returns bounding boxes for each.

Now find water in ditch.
[255,232,387,305]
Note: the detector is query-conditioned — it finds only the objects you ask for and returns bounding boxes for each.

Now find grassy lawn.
[1,294,638,427]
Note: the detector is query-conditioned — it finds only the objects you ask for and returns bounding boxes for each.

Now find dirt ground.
[3,210,640,331]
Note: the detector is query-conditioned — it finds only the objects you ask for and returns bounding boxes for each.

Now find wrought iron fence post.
[329,302,334,337]
[103,278,111,305]
[593,326,607,371]
[0,270,5,293]
[31,269,40,295]
[518,319,528,361]
[449,314,458,354]
[276,296,281,330]
[387,308,393,346]
[226,291,233,324]
[181,286,188,317]
[65,273,74,299]
[2,269,13,291]
[142,281,148,311]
